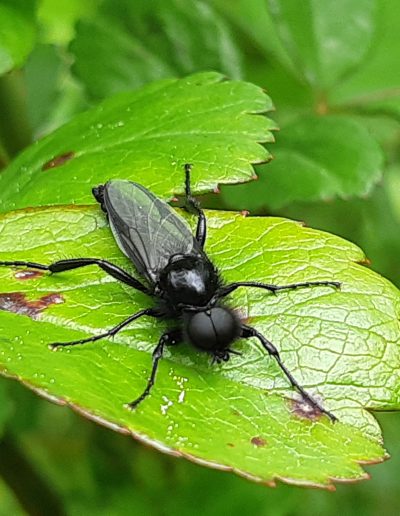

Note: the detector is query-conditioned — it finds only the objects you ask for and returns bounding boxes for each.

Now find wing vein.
[103,180,202,284]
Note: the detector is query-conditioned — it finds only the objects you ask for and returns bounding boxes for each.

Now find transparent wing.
[103,180,201,284]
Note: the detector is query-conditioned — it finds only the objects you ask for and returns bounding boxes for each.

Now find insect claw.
[49,343,61,351]
[300,395,338,423]
[317,403,337,422]
[327,412,338,423]
[49,338,90,348]
[123,402,137,411]
[211,350,232,364]
[49,341,79,349]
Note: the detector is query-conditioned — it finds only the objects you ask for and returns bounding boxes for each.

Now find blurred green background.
[1,0,400,514]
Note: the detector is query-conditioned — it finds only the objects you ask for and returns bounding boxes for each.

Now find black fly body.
[0,165,340,420]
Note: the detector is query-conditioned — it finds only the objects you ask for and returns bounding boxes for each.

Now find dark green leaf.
[211,0,296,72]
[0,72,275,212]
[221,115,384,210]
[24,44,63,135]
[70,0,242,99]
[332,0,400,119]
[37,0,100,46]
[0,0,37,75]
[266,0,378,89]
[24,44,88,138]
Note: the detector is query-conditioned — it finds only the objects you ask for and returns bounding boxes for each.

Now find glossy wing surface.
[103,180,201,283]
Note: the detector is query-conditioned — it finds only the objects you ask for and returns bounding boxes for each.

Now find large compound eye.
[186,311,217,350]
[209,307,239,347]
[185,307,239,351]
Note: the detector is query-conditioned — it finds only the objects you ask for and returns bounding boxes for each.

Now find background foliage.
[1,0,400,514]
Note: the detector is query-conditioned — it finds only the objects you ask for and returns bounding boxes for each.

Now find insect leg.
[217,280,340,299]
[0,258,149,294]
[126,328,182,410]
[241,324,337,422]
[50,308,160,349]
[183,163,207,247]
[51,258,150,293]
[0,260,49,270]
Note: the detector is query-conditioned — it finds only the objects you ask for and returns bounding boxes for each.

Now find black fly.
[0,165,340,420]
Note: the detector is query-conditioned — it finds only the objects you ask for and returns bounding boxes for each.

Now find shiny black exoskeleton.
[156,254,240,356]
[0,165,340,420]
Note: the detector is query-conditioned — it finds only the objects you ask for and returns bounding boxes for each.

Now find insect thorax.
[158,254,219,307]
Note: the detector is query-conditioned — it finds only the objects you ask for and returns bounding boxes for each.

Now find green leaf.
[1,205,398,487]
[24,44,88,138]
[0,72,275,212]
[210,0,296,73]
[70,0,242,100]
[359,166,400,284]
[266,0,378,89]
[332,0,400,119]
[221,115,384,211]
[0,0,37,75]
[24,44,63,137]
[0,478,25,516]
[37,0,100,46]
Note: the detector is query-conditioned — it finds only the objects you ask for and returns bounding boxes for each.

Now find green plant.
[0,1,400,514]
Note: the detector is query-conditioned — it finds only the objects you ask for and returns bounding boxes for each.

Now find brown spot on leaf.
[240,210,250,217]
[0,292,64,319]
[42,151,75,170]
[291,398,323,421]
[14,270,45,280]
[251,436,267,447]
[227,443,235,448]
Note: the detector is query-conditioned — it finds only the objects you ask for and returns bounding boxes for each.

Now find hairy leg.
[241,324,337,422]
[183,163,207,248]
[50,308,160,349]
[126,328,182,409]
[218,280,340,299]
[0,258,149,294]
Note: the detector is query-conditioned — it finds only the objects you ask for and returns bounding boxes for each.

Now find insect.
[0,165,340,420]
